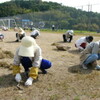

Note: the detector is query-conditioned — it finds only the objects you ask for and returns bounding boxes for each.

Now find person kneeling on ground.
[75,36,93,51]
[63,30,74,42]
[15,27,26,42]
[0,33,4,41]
[30,28,40,39]
[80,40,100,70]
[12,36,52,86]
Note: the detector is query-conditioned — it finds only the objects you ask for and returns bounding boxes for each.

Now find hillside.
[0,0,100,31]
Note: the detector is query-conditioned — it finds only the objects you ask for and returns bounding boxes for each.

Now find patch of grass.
[56,81,70,91]
[49,94,59,100]
[0,77,4,81]
[61,82,70,90]
[0,61,11,68]
[74,96,80,100]
[3,50,14,58]
[0,49,14,59]
[47,87,52,91]
[14,97,26,100]
[41,29,100,37]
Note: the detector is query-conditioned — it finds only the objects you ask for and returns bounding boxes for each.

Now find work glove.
[29,67,38,79]
[25,77,33,86]
[12,65,21,75]
[15,73,22,82]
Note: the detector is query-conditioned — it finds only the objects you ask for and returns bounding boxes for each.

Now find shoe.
[95,65,100,70]
[25,71,29,78]
[15,40,19,42]
[40,68,47,74]
[42,70,47,74]
[82,64,88,69]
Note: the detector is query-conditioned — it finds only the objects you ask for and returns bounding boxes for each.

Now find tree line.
[0,0,100,31]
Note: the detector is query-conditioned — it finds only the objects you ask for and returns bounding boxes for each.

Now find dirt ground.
[0,30,100,100]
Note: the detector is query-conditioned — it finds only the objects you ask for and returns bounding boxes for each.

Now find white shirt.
[75,37,88,50]
[13,45,42,67]
[31,29,40,36]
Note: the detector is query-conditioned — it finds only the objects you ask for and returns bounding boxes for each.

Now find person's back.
[75,36,93,51]
[15,27,26,42]
[2,26,8,31]
[19,27,26,35]
[66,30,73,37]
[75,37,87,50]
[63,30,74,42]
[0,33,4,41]
[31,29,40,39]
[80,41,100,70]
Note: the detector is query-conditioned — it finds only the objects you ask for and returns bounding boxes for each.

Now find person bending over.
[80,41,100,70]
[12,36,52,86]
[75,36,93,51]
[63,30,74,42]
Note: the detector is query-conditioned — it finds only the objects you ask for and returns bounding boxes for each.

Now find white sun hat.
[18,36,37,57]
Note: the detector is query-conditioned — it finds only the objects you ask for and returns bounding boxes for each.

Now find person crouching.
[63,30,74,42]
[30,28,40,39]
[12,36,52,86]
[75,36,93,51]
[0,33,4,41]
[15,27,26,42]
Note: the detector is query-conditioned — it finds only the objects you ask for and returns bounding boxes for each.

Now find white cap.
[18,36,37,57]
[67,30,74,35]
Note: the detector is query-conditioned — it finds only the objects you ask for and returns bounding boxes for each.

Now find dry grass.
[0,61,12,68]
[0,30,100,100]
[0,48,14,59]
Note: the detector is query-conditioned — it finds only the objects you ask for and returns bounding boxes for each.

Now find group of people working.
[12,27,52,86]
[0,28,100,86]
[0,27,51,86]
[62,30,100,70]
[15,27,40,42]
[0,27,40,42]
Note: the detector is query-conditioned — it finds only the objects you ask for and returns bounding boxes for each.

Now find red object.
[80,43,86,49]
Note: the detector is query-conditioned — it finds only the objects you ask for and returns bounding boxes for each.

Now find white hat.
[18,36,37,57]
[67,30,74,33]
[67,30,74,35]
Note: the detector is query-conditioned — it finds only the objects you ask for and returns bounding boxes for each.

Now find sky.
[0,0,100,13]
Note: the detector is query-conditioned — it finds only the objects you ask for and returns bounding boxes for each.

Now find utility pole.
[88,4,92,12]
[87,4,92,31]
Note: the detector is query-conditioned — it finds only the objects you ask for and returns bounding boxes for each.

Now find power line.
[75,3,100,12]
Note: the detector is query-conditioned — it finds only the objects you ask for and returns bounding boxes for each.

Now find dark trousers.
[52,27,55,31]
[16,33,25,41]
[20,57,52,72]
[63,34,73,42]
[63,34,67,42]
[68,36,73,42]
